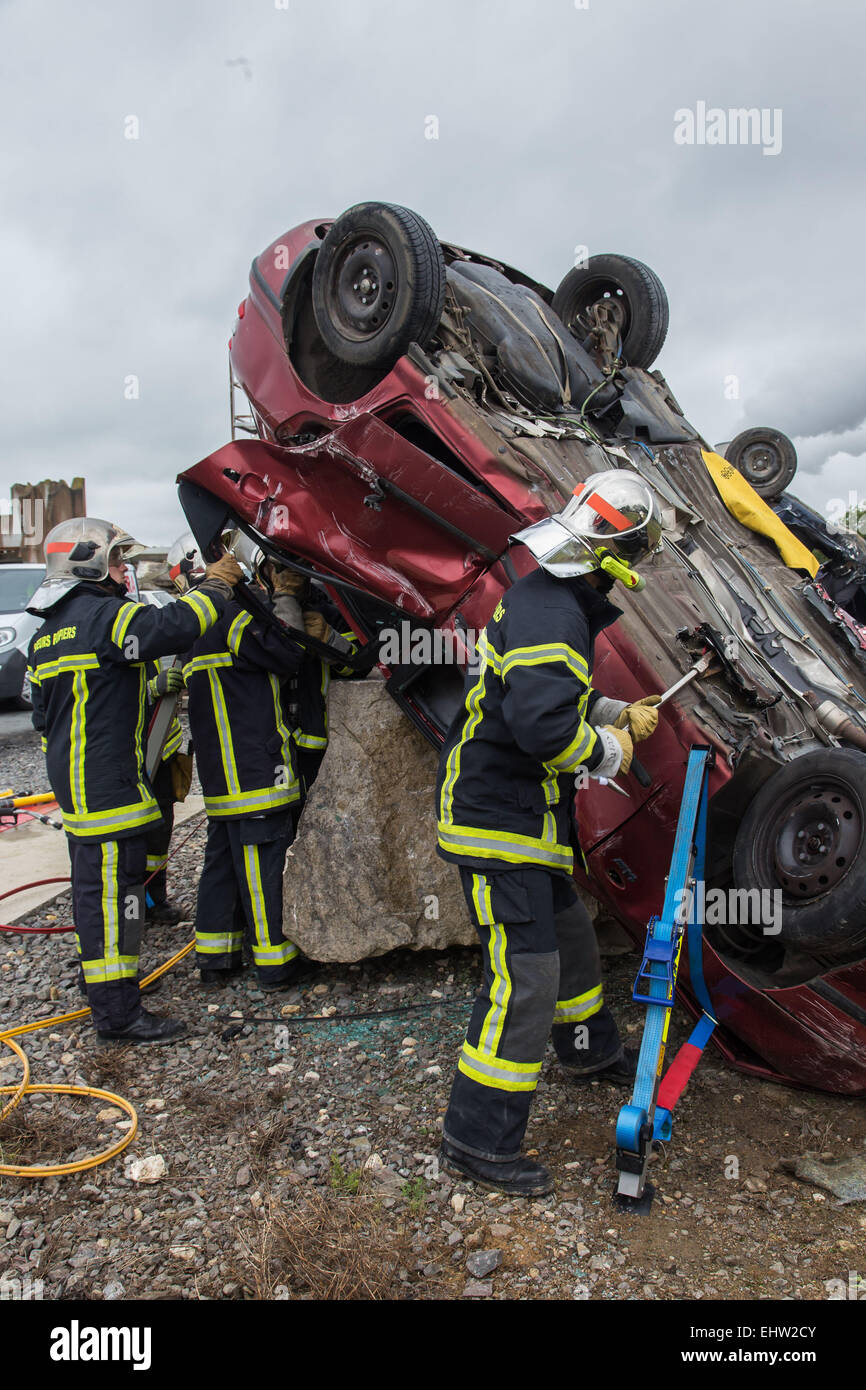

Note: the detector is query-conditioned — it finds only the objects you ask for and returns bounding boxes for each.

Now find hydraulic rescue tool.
[145,657,184,780]
[614,745,718,1211]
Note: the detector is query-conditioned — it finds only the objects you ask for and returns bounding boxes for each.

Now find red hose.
[0,810,207,933]
[0,878,73,933]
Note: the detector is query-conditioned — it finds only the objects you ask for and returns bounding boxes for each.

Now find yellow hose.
[2,793,57,808]
[0,938,196,1177]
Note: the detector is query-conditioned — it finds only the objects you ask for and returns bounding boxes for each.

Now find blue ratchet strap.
[615,747,714,1202]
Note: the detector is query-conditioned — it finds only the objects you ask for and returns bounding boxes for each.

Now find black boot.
[96,1009,187,1045]
[439,1140,554,1197]
[146,898,185,926]
[199,965,245,989]
[563,1046,639,1086]
[257,958,316,993]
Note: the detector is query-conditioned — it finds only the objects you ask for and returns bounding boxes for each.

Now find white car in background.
[0,564,45,708]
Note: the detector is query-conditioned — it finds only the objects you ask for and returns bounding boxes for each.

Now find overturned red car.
[178,202,866,1095]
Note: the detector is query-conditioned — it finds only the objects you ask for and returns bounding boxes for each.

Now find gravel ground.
[2,726,865,1303]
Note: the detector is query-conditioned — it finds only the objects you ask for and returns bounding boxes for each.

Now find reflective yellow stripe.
[243,843,267,951]
[500,642,590,685]
[80,956,139,983]
[227,611,252,655]
[554,984,604,1024]
[203,785,299,817]
[196,930,244,955]
[547,718,597,772]
[101,840,119,964]
[110,602,144,648]
[207,669,241,795]
[62,798,162,837]
[35,654,99,680]
[291,731,328,750]
[134,664,149,800]
[181,589,218,635]
[241,843,300,968]
[182,652,233,677]
[437,822,573,871]
[69,670,90,814]
[28,666,41,687]
[268,671,294,779]
[161,722,184,759]
[439,636,492,828]
[457,1041,541,1093]
[472,875,511,1059]
[146,854,167,872]
[252,942,299,966]
[333,630,361,677]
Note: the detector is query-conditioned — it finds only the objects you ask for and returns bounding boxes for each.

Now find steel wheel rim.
[329,235,397,341]
[769,778,864,898]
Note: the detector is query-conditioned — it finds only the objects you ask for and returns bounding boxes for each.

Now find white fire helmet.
[510,469,663,590]
[225,530,268,587]
[27,518,141,614]
[166,533,207,594]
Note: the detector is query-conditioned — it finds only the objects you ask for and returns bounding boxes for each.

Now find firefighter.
[168,534,308,992]
[231,541,368,808]
[435,470,665,1195]
[27,518,242,1045]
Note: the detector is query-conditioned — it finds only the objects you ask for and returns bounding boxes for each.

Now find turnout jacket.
[183,598,304,819]
[28,582,224,841]
[436,568,621,875]
[284,587,365,788]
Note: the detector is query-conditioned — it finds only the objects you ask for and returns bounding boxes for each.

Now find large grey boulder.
[282,677,600,963]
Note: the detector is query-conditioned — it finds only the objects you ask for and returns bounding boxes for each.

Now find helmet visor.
[560,475,662,566]
[510,517,600,578]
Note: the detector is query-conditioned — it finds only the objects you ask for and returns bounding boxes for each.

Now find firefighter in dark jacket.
[27,518,242,1045]
[168,534,308,992]
[231,540,367,807]
[435,470,665,1195]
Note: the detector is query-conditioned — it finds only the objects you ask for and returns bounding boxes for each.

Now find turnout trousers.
[68,834,146,1032]
[194,810,299,986]
[144,759,175,907]
[443,865,623,1162]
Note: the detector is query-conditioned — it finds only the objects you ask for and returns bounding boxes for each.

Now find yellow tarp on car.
[701,448,819,577]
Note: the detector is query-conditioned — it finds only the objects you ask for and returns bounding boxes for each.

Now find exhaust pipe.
[805,692,866,752]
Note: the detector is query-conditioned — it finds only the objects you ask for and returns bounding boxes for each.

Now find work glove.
[599,724,634,776]
[200,553,243,598]
[272,594,304,631]
[304,610,333,643]
[614,694,662,743]
[271,566,305,596]
[147,667,184,701]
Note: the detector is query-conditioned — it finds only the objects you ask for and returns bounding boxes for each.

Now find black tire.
[724,428,797,499]
[552,254,669,370]
[732,749,866,957]
[311,202,446,369]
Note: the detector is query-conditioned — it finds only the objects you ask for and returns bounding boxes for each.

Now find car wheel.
[724,427,797,499]
[311,202,446,369]
[552,254,669,370]
[732,749,866,958]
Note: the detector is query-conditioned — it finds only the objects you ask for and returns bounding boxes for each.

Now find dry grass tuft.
[0,1093,98,1169]
[233,1184,411,1301]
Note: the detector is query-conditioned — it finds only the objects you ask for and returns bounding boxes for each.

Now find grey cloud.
[1,0,864,541]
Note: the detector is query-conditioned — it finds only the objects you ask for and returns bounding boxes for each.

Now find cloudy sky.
[2,0,864,545]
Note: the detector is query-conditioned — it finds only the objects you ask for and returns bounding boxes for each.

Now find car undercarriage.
[178,203,866,1095]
